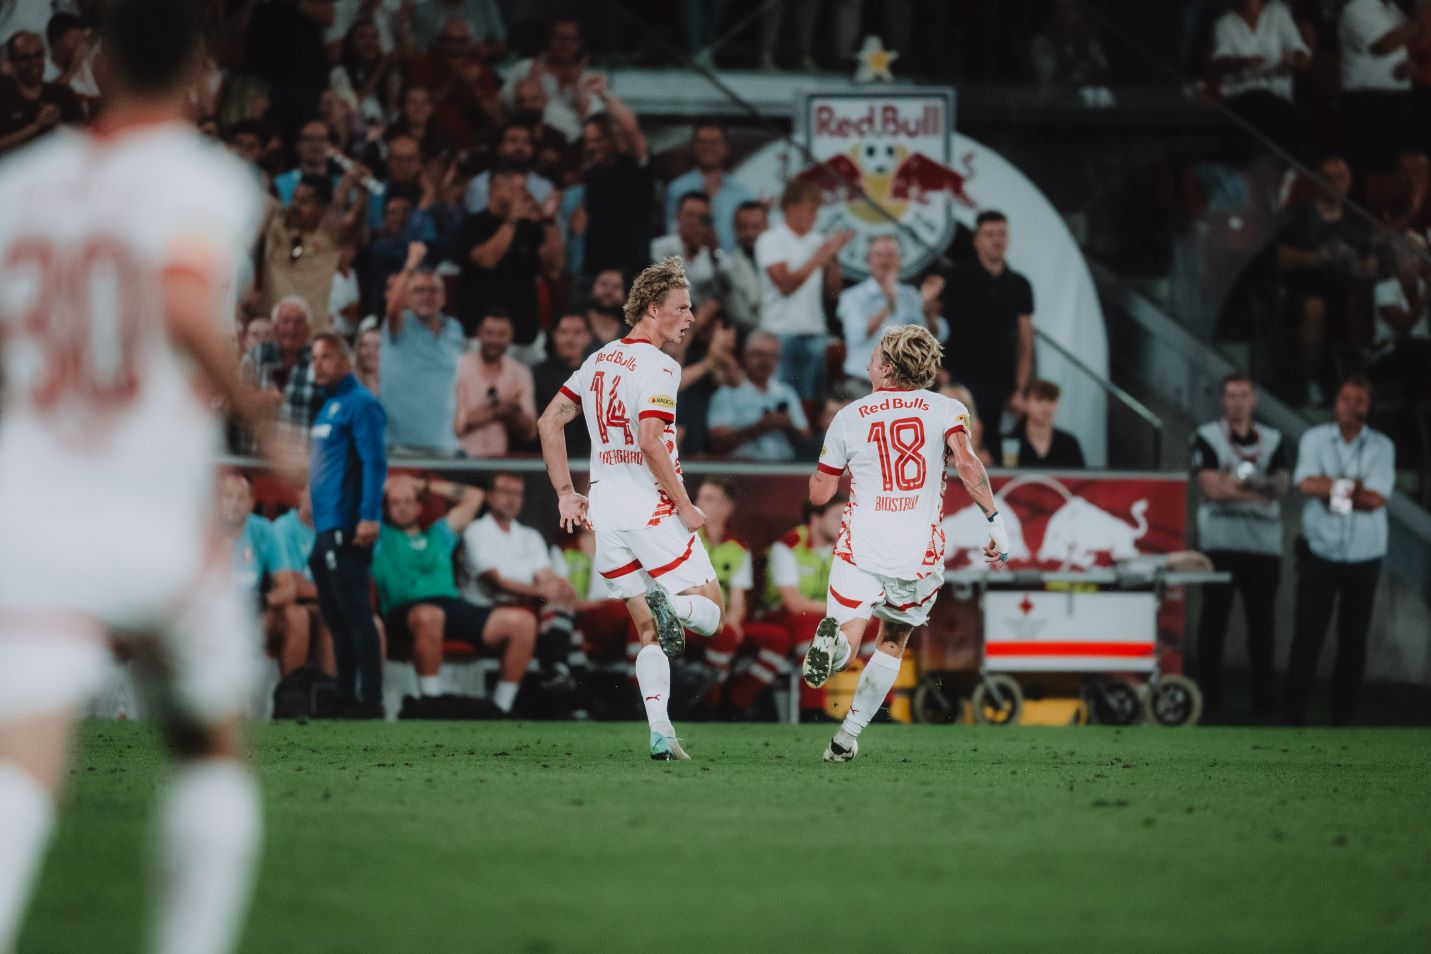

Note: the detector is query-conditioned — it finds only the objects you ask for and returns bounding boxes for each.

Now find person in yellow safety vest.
[764,494,848,721]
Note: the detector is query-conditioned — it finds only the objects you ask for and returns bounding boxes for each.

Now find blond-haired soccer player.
[0,2,297,951]
[804,325,1008,762]
[538,257,726,760]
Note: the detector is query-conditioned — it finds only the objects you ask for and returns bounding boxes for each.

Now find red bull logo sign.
[798,89,963,279]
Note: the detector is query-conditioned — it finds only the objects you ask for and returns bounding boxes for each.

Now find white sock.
[832,633,853,671]
[635,643,674,737]
[671,594,721,636]
[840,649,901,739]
[0,764,54,953]
[492,681,519,713]
[417,674,444,697]
[154,760,261,954]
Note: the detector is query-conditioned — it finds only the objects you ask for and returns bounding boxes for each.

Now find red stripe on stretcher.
[984,642,1155,657]
[600,559,642,579]
[828,586,863,609]
[648,536,696,578]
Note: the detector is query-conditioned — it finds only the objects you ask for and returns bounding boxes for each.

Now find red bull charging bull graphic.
[798,90,962,279]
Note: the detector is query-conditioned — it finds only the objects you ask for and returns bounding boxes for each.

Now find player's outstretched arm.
[949,428,1009,566]
[538,391,588,531]
[163,269,305,484]
[637,417,702,531]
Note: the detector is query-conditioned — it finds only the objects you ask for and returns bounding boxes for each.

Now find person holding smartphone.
[1284,376,1395,725]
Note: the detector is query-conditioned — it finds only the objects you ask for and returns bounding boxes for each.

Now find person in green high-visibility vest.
[763,494,847,721]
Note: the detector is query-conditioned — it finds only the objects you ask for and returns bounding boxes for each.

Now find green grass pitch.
[17,721,1431,953]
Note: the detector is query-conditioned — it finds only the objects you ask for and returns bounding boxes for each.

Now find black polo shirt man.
[940,210,1034,439]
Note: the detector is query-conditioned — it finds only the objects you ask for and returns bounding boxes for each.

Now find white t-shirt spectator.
[460,513,552,607]
[329,267,362,338]
[1340,0,1411,92]
[708,377,809,461]
[1213,1,1310,101]
[755,223,826,335]
[1373,275,1431,348]
[836,277,948,380]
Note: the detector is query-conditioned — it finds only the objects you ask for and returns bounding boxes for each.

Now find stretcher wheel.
[1089,679,1143,726]
[912,674,963,724]
[971,674,1022,725]
[1148,675,1203,727]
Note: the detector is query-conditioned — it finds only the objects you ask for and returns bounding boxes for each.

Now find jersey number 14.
[590,371,635,445]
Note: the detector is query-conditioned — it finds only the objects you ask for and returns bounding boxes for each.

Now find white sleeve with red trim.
[636,353,679,424]
[816,407,850,476]
[559,367,584,408]
[944,396,973,445]
[731,549,754,591]
[768,542,799,588]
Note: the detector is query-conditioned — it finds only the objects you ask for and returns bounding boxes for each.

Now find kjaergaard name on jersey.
[858,395,932,417]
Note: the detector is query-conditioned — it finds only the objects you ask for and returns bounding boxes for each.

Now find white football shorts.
[826,557,943,628]
[594,515,718,601]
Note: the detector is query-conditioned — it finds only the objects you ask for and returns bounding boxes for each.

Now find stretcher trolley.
[913,564,1230,727]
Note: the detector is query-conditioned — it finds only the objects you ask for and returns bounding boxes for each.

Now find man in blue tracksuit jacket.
[308,333,388,716]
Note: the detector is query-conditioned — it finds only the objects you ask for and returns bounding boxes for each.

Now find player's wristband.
[987,510,1010,564]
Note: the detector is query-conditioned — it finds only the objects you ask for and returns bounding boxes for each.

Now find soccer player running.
[0,3,297,952]
[538,257,725,761]
[803,325,1008,762]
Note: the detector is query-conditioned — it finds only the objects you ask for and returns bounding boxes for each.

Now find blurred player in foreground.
[0,3,294,951]
[804,326,1008,763]
[538,257,725,761]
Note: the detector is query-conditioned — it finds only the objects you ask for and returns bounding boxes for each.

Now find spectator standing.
[578,77,654,278]
[1285,377,1395,725]
[307,334,388,719]
[462,121,556,215]
[1380,151,1431,240]
[1209,0,1310,152]
[259,173,366,334]
[458,165,563,345]
[454,310,537,458]
[498,19,599,131]
[708,331,812,461]
[372,475,536,713]
[274,120,340,207]
[413,0,506,54]
[756,179,852,400]
[999,380,1086,469]
[1190,373,1290,719]
[366,186,439,310]
[664,122,755,253]
[355,326,382,394]
[837,235,947,382]
[1339,0,1425,166]
[331,16,401,125]
[583,267,629,347]
[939,210,1035,438]
[0,30,82,154]
[651,191,733,308]
[241,297,324,441]
[380,254,466,454]
[244,0,332,142]
[1276,156,1376,406]
[533,313,593,458]
[1030,0,1116,107]
[42,12,98,103]
[366,133,425,227]
[724,201,767,332]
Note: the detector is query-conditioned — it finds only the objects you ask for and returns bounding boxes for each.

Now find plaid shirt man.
[239,341,323,449]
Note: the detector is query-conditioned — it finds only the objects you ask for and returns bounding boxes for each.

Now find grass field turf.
[16,721,1431,953]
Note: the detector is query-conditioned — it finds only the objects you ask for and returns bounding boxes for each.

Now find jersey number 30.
[868,417,926,492]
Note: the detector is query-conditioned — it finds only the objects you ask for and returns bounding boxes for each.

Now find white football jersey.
[818,388,972,579]
[561,336,684,531]
[0,122,261,623]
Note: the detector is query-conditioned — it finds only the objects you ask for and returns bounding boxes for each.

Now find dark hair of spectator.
[1025,379,1061,402]
[492,164,526,182]
[99,0,206,94]
[312,333,352,360]
[691,119,725,140]
[583,113,615,139]
[779,178,822,210]
[975,210,1008,230]
[555,312,592,332]
[491,471,524,489]
[1220,371,1254,392]
[699,477,737,501]
[804,493,848,521]
[500,119,534,140]
[735,200,766,218]
[479,307,513,327]
[676,190,710,212]
[298,174,334,206]
[383,182,420,209]
[226,118,267,143]
[45,12,84,47]
[1341,374,1374,399]
[341,17,382,80]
